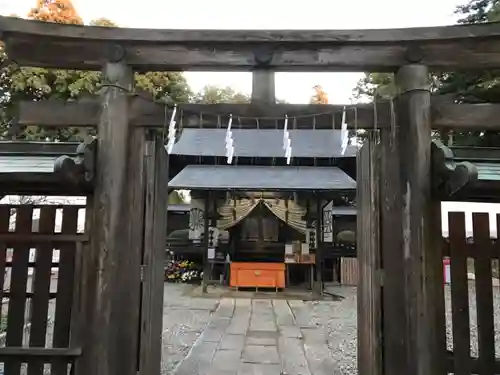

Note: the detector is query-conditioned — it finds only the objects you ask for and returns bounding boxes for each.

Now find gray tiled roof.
[168,204,190,212]
[170,129,357,158]
[331,207,357,216]
[475,162,500,181]
[0,156,56,173]
[168,165,356,191]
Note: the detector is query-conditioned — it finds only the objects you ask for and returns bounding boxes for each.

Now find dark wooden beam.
[432,100,500,130]
[0,347,81,360]
[0,141,79,156]
[17,97,500,130]
[0,178,89,196]
[450,146,500,161]
[4,16,500,71]
[5,16,500,42]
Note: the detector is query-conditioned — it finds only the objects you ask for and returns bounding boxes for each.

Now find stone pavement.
[161,284,220,374]
[172,298,341,375]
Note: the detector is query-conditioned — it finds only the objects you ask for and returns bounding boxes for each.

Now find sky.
[0,0,464,103]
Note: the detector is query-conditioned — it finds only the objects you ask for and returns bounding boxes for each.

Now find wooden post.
[202,191,210,293]
[395,64,435,375]
[251,70,275,104]
[79,57,145,375]
[429,201,447,375]
[314,196,323,295]
[357,132,382,375]
[138,135,168,375]
[379,107,406,375]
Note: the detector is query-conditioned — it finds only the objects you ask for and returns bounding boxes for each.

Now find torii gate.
[1,15,500,375]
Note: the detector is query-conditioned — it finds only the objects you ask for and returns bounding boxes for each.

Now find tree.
[168,191,187,204]
[352,0,500,146]
[309,85,329,104]
[193,84,289,104]
[352,73,396,101]
[89,18,116,27]
[28,0,83,24]
[193,85,250,104]
[436,0,500,146]
[0,1,193,141]
[455,0,500,23]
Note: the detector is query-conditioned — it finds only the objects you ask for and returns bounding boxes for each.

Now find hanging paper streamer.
[283,115,292,164]
[340,106,349,155]
[225,114,234,164]
[283,115,289,150]
[166,105,178,154]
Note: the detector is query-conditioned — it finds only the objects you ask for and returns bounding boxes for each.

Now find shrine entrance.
[0,15,499,375]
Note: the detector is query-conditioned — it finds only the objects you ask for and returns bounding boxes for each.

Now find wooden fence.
[340,258,359,285]
[0,204,87,375]
[446,211,500,374]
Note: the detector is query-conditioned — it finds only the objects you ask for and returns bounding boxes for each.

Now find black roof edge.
[0,141,80,156]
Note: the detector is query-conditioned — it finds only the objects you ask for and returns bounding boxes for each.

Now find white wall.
[441,202,500,238]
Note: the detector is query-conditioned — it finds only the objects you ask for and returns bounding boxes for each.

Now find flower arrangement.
[165,260,202,283]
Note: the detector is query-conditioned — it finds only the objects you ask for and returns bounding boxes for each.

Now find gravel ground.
[161,284,219,374]
[301,282,500,375]
[310,286,358,375]
[444,282,500,357]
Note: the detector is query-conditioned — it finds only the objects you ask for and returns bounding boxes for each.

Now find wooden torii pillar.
[78,50,167,375]
[378,63,443,375]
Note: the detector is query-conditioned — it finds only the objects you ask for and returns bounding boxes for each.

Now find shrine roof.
[168,164,356,191]
[0,155,56,174]
[170,129,357,158]
[476,162,500,181]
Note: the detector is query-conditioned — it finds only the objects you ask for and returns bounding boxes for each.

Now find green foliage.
[352,73,396,100]
[455,0,500,23]
[193,85,250,104]
[435,0,500,146]
[0,1,193,141]
[135,72,192,103]
[168,191,186,204]
[352,0,500,146]
[89,18,117,27]
[193,84,288,104]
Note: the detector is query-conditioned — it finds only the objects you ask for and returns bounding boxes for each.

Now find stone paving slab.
[304,342,340,375]
[242,345,280,364]
[201,327,225,343]
[278,325,302,338]
[278,337,312,375]
[170,292,342,375]
[238,363,283,375]
[173,341,218,375]
[220,334,246,351]
[212,349,242,371]
[246,330,278,346]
